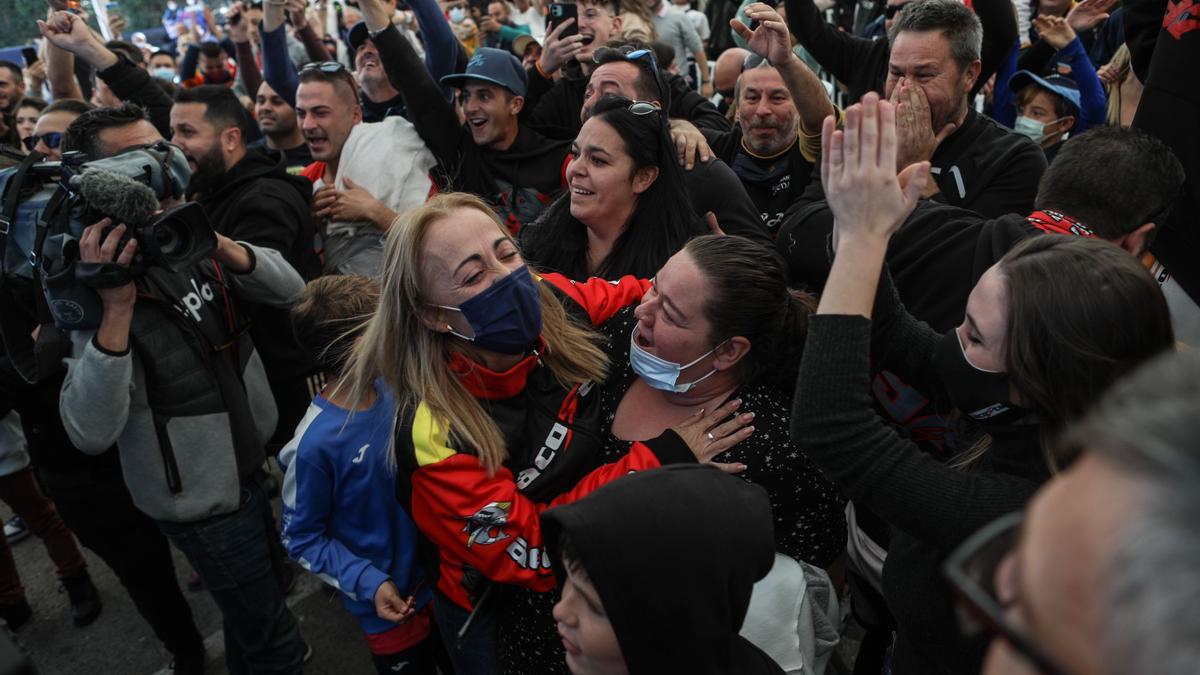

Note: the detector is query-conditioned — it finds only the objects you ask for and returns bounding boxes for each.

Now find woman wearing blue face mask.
[339,192,747,675]
[795,95,1175,675]
[588,234,848,573]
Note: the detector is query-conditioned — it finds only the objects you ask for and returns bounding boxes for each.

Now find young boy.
[542,465,785,675]
[280,275,437,673]
[1009,71,1082,162]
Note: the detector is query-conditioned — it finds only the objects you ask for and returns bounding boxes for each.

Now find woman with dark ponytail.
[518,95,708,280]
[592,234,847,569]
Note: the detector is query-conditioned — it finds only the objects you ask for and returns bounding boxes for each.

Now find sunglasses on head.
[23,132,63,152]
[592,46,665,102]
[300,60,348,74]
[943,512,1077,675]
[885,2,910,18]
[627,100,661,115]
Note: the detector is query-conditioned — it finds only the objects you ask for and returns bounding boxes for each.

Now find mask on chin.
[932,329,1029,427]
[629,326,724,394]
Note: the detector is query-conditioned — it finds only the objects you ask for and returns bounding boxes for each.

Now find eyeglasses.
[23,132,63,152]
[943,512,1076,675]
[884,2,910,18]
[300,61,348,74]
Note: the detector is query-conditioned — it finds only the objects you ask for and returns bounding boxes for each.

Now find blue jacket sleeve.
[260,21,300,109]
[279,443,391,604]
[179,43,200,81]
[993,39,1021,128]
[1057,37,1107,131]
[411,0,461,100]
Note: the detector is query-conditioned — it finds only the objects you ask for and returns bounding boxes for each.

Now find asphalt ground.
[0,493,378,675]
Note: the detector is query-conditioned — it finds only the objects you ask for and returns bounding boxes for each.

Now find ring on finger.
[706,431,715,443]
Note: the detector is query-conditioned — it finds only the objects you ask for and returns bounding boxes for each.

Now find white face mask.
[449,6,467,23]
[1014,115,1068,143]
[629,326,723,393]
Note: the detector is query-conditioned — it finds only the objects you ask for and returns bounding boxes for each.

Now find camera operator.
[56,104,309,674]
[170,85,322,455]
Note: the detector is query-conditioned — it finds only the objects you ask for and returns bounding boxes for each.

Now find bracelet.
[535,60,552,80]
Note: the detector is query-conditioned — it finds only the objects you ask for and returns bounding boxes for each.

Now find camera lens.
[153,221,188,257]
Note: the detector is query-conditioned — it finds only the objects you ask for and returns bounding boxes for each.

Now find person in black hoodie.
[794,93,1175,675]
[170,86,323,453]
[360,0,571,233]
[784,0,1047,223]
[542,464,783,675]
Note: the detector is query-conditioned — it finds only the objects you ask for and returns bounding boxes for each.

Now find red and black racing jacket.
[394,273,697,611]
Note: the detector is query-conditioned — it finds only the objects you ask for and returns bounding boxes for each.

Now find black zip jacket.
[96,53,175,141]
[195,149,321,381]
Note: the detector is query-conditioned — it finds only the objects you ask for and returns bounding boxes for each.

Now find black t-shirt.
[248,138,313,173]
[709,128,815,235]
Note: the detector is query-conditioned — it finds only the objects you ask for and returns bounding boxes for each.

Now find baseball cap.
[347,20,371,53]
[511,34,539,58]
[1009,70,1082,114]
[440,47,528,97]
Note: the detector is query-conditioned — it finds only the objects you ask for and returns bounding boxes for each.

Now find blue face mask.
[1014,115,1067,143]
[449,6,467,23]
[432,266,543,355]
[152,67,177,81]
[629,326,723,393]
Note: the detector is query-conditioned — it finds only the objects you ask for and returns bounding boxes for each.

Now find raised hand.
[537,18,585,76]
[37,11,94,53]
[730,2,793,66]
[891,78,955,172]
[227,1,250,42]
[1066,0,1116,32]
[822,93,929,245]
[285,0,309,29]
[1033,14,1077,51]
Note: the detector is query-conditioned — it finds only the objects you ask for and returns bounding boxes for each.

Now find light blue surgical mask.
[152,67,177,81]
[449,6,467,23]
[629,326,724,393]
[1014,115,1066,143]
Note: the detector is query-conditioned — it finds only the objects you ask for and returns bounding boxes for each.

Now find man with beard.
[522,0,729,141]
[700,5,833,235]
[170,86,323,456]
[780,0,1046,227]
[249,81,312,172]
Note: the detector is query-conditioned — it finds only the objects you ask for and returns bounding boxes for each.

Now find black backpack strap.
[0,150,45,283]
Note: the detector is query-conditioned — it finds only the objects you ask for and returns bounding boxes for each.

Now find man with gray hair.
[948,348,1200,675]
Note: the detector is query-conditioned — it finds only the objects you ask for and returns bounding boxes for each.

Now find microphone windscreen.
[69,168,160,227]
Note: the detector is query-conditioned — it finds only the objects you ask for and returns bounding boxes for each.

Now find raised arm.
[736,3,835,137]
[782,0,879,88]
[44,28,85,101]
[409,0,463,94]
[287,0,335,62]
[360,0,463,163]
[259,2,302,109]
[973,0,1018,96]
[227,2,265,98]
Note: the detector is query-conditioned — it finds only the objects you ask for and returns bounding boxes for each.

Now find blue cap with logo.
[1009,70,1082,114]
[440,47,528,97]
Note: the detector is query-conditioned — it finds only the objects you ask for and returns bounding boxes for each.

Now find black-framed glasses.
[943,512,1076,675]
[23,132,63,152]
[627,100,661,115]
[300,60,348,74]
[884,2,910,18]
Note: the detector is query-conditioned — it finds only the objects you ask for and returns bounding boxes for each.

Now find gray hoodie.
[59,242,304,524]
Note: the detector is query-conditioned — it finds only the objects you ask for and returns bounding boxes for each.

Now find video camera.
[0,141,218,383]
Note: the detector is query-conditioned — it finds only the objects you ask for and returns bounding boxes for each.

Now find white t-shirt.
[511,5,546,42]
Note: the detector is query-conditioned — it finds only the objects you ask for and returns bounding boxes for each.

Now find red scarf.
[1026,209,1097,237]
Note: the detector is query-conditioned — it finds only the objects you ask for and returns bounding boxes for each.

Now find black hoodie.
[541,465,785,675]
[195,148,321,384]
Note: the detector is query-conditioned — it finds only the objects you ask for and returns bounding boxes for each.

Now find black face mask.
[933,329,1029,427]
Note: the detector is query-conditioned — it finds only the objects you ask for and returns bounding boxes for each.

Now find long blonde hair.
[340,193,610,474]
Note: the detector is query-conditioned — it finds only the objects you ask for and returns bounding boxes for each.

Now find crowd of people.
[0,0,1194,672]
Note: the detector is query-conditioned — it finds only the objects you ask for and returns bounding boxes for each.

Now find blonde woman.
[341,192,748,674]
[1098,44,1142,127]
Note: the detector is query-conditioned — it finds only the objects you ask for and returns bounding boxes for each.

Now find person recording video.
[52,103,310,674]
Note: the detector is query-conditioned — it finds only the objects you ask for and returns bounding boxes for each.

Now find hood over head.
[542,464,782,675]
